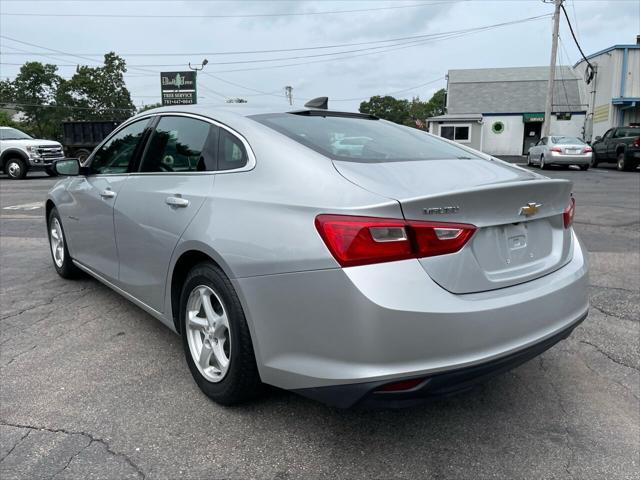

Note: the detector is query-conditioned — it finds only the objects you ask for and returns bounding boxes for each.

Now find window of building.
[140,116,214,173]
[90,119,149,175]
[556,112,572,121]
[439,124,471,143]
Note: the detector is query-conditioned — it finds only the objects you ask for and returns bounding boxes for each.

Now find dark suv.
[591,127,640,171]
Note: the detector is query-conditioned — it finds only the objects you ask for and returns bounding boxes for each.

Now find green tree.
[426,88,446,117]
[0,79,16,106]
[359,95,410,124]
[57,52,135,122]
[359,88,447,129]
[9,62,62,138]
[138,102,162,113]
[0,110,22,130]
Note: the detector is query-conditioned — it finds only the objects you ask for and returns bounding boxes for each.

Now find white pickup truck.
[0,126,65,179]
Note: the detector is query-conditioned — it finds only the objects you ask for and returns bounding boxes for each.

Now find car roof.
[132,103,372,122]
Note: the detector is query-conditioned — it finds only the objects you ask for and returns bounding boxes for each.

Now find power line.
[556,37,571,110]
[0,35,159,76]
[206,17,550,74]
[0,1,452,18]
[1,15,551,78]
[0,14,552,57]
[0,14,550,106]
[0,102,135,112]
[0,36,491,67]
[559,3,594,83]
[332,76,444,102]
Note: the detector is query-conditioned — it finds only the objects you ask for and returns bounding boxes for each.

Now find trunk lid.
[333,158,574,293]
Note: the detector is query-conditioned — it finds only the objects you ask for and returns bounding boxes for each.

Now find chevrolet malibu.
[47,102,589,408]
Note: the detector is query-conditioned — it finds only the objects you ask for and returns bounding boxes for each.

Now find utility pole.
[543,0,562,137]
[284,86,293,106]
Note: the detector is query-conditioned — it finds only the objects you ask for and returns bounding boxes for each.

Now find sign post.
[160,71,197,106]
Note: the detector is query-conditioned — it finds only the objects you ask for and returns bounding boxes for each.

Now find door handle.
[100,189,116,199]
[165,196,189,208]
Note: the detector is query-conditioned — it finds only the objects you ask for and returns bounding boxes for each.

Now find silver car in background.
[46,103,589,408]
[527,136,592,170]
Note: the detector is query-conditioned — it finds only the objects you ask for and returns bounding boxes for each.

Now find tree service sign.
[161,71,197,105]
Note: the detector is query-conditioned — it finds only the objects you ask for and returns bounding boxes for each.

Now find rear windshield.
[614,127,640,138]
[551,136,584,144]
[250,113,480,163]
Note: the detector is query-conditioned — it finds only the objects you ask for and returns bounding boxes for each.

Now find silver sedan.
[527,136,592,170]
[47,103,589,408]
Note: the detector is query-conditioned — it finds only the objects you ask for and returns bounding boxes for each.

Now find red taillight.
[315,215,476,267]
[550,146,562,153]
[377,378,425,392]
[563,197,576,228]
[583,146,592,153]
[633,137,640,148]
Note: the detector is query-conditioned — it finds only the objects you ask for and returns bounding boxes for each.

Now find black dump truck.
[62,121,119,163]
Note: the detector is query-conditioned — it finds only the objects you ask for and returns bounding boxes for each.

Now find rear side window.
[90,119,149,174]
[217,129,248,171]
[251,113,479,163]
[140,116,215,172]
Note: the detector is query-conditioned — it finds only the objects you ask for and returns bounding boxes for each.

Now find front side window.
[252,113,479,163]
[140,116,214,172]
[90,120,149,174]
[217,129,248,171]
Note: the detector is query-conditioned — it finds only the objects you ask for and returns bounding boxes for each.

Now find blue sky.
[0,0,638,111]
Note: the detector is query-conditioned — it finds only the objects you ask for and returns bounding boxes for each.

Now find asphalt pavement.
[0,164,638,479]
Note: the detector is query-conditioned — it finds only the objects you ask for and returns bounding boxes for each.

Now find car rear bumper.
[234,231,588,399]
[549,152,591,164]
[625,148,640,161]
[294,311,586,408]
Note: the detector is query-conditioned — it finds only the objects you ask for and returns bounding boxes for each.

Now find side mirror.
[54,158,82,176]
[593,136,602,142]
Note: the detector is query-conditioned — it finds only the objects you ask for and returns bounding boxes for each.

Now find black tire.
[5,157,28,179]
[526,154,532,166]
[75,149,91,164]
[47,207,82,279]
[540,155,548,170]
[45,167,58,177]
[180,262,261,405]
[617,152,633,172]
[579,164,589,171]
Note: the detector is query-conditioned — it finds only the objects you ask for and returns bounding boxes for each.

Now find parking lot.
[0,164,638,479]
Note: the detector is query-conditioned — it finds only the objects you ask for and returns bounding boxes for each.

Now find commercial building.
[573,38,640,141]
[427,66,586,156]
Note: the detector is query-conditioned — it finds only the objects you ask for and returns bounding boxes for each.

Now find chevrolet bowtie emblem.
[520,202,542,217]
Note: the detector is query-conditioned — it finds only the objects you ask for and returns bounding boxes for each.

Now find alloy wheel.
[50,217,65,268]
[186,285,231,383]
[7,161,21,178]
